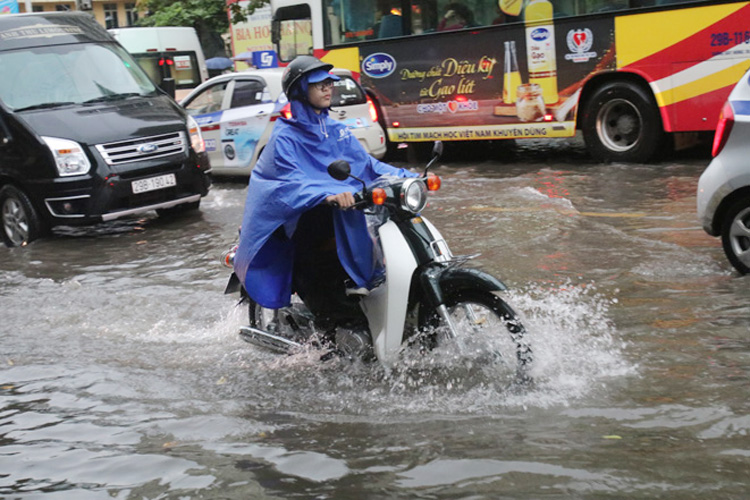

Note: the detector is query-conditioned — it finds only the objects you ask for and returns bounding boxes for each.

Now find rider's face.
[307,79,334,112]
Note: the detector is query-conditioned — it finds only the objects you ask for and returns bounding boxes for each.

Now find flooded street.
[2,137,749,499]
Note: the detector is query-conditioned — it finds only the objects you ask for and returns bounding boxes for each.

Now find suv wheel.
[0,184,47,247]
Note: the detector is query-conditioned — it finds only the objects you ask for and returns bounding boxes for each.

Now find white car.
[697,67,750,274]
[179,67,386,176]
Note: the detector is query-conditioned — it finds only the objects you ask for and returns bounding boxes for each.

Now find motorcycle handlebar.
[325,191,367,210]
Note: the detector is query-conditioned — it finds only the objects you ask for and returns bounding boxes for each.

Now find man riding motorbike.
[232,55,416,333]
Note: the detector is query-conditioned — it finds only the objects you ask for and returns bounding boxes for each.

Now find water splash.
[217,282,634,416]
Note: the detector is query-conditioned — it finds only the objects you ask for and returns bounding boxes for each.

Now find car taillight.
[712,101,734,157]
[281,103,292,119]
[366,95,378,123]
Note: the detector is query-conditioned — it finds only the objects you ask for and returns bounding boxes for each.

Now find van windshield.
[0,43,158,112]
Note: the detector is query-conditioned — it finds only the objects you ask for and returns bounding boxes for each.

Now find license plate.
[132,173,177,194]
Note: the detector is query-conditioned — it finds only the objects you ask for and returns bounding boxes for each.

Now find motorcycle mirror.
[327,160,351,181]
[431,141,443,160]
[424,141,443,176]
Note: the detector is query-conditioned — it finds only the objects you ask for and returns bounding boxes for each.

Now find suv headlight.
[187,115,205,153]
[42,137,91,177]
[400,178,428,213]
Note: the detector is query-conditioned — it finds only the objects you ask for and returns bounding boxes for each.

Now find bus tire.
[581,81,663,163]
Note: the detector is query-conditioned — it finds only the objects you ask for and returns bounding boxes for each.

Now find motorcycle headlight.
[187,115,205,153]
[42,137,91,177]
[400,178,427,213]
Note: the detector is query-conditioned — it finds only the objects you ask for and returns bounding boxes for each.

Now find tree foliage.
[135,0,269,31]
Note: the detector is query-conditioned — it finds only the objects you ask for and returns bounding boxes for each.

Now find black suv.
[0,12,211,247]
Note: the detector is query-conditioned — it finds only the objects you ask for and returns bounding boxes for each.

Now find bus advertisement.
[270,0,750,162]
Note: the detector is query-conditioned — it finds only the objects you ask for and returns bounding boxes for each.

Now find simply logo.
[565,28,596,63]
[530,28,550,42]
[362,53,397,78]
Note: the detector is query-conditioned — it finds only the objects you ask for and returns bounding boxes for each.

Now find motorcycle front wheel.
[419,289,532,380]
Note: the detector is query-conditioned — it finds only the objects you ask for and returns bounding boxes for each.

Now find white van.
[108,27,208,100]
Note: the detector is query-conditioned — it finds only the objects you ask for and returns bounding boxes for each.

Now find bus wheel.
[581,81,663,163]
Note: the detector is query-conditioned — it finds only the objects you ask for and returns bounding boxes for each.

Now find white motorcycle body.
[361,216,451,364]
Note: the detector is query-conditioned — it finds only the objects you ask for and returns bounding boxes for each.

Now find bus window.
[411,0,517,33]
[411,1,439,33]
[375,1,404,39]
[327,0,378,42]
[584,0,629,13]
[274,4,313,61]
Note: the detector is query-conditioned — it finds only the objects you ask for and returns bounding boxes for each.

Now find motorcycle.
[223,142,532,379]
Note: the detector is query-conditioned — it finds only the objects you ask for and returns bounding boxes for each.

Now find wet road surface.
[2,137,749,499]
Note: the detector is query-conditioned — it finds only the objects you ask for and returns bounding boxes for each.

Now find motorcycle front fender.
[438,266,507,295]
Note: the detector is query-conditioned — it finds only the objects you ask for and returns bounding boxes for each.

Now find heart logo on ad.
[573,31,587,48]
[448,101,458,113]
[566,28,594,55]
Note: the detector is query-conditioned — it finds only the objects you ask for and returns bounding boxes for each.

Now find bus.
[109,26,209,100]
[268,0,750,162]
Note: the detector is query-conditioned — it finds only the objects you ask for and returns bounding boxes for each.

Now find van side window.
[230,80,268,108]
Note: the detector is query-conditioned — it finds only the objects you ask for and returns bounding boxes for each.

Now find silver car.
[179,67,387,177]
[697,67,750,274]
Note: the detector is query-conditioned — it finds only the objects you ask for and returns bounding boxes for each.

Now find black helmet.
[281,55,334,97]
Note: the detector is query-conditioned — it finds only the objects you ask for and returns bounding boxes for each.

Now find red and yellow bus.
[269,0,750,162]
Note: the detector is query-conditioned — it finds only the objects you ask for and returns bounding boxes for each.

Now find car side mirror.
[160,78,176,99]
[327,160,351,181]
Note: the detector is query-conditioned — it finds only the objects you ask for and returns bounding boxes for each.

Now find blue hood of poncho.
[233,98,415,308]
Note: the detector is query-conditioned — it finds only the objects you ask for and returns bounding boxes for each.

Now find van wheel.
[156,200,201,218]
[0,184,47,247]
[581,81,663,163]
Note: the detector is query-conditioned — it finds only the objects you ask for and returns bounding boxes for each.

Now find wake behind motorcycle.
[223,142,532,379]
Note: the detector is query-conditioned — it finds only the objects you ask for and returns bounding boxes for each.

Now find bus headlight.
[42,137,91,177]
[187,115,205,153]
[400,178,427,213]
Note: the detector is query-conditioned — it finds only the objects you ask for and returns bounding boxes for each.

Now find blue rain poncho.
[233,96,415,309]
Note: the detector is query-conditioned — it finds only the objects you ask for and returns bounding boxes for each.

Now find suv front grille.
[95,131,187,166]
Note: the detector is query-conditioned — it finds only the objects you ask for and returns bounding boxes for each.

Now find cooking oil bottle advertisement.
[359,6,614,142]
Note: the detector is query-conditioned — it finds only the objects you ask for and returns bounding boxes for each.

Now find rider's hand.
[326,192,355,208]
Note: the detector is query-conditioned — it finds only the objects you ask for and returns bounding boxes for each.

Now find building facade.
[17,0,143,29]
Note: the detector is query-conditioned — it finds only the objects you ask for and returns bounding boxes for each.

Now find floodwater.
[2,137,749,499]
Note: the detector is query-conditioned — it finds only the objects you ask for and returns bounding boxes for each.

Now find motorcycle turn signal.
[372,188,387,205]
[426,175,441,191]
